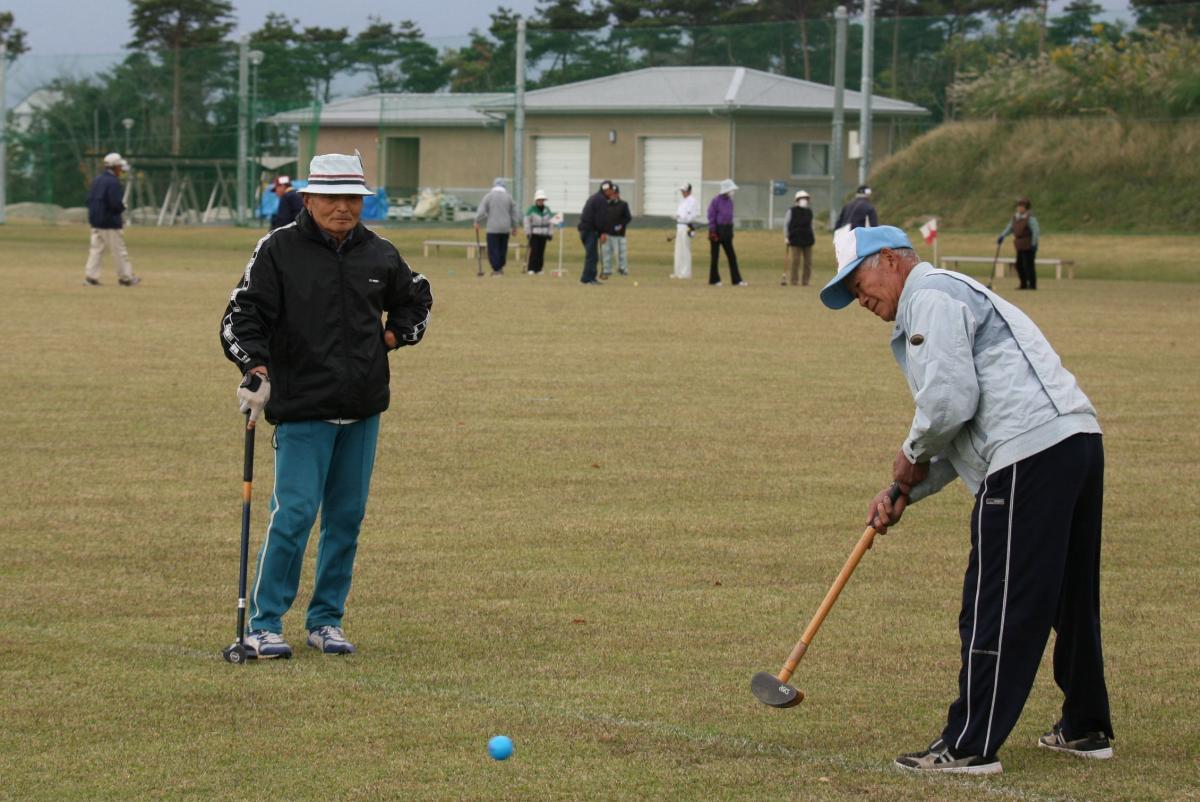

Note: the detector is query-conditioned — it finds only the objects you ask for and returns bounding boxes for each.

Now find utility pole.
[831,6,847,229]
[0,41,7,225]
[858,0,875,186]
[236,35,249,225]
[514,17,526,211]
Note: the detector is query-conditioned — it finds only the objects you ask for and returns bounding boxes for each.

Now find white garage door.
[643,138,702,216]
[535,137,590,214]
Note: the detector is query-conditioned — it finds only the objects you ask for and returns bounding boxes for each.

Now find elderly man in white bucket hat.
[821,225,1113,774]
[221,151,433,659]
[82,152,139,286]
[705,179,746,286]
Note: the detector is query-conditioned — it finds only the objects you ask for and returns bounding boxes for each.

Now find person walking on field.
[270,175,304,229]
[782,190,815,286]
[523,189,554,276]
[220,152,433,659]
[83,152,139,287]
[578,180,615,285]
[820,225,1113,774]
[834,184,878,231]
[474,178,520,276]
[707,179,745,287]
[672,183,699,279]
[997,197,1040,290]
[600,183,632,278]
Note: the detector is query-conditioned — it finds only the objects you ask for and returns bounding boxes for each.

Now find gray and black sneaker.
[308,625,356,655]
[895,738,1003,775]
[1038,723,1113,759]
[243,629,293,659]
[118,276,141,286]
[83,277,101,286]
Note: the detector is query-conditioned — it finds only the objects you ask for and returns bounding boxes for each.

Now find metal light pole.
[248,49,264,222]
[858,0,875,185]
[236,36,249,225]
[830,6,848,229]
[514,17,526,211]
[0,41,8,226]
[122,117,134,154]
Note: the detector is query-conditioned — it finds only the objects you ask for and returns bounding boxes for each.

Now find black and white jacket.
[221,209,433,424]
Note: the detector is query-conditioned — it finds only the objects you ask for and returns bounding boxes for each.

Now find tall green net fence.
[3,5,1197,227]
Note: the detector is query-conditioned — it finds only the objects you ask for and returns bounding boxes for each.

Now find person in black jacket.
[834,184,878,231]
[577,180,615,285]
[782,190,816,286]
[600,184,632,278]
[220,152,433,660]
[269,175,304,229]
[83,152,139,286]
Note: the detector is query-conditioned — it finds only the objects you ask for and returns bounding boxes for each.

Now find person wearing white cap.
[782,190,815,286]
[474,178,520,276]
[706,179,745,286]
[671,183,699,279]
[221,151,434,659]
[82,152,139,287]
[523,189,554,275]
[270,175,304,229]
[821,225,1113,774]
[834,184,878,231]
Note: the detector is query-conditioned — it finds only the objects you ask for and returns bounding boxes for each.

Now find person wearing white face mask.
[782,190,815,286]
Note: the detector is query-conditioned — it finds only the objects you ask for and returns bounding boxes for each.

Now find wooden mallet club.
[751,484,902,708]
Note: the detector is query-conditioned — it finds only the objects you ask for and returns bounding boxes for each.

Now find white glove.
[237,372,270,422]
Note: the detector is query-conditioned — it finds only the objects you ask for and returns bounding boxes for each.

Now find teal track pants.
[248,416,380,634]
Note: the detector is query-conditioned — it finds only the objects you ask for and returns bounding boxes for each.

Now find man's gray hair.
[858,246,917,273]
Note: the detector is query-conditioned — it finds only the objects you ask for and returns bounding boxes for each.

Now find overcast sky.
[4,0,541,55]
[6,0,1137,57]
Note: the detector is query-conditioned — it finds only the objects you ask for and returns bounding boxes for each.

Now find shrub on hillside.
[951,28,1200,119]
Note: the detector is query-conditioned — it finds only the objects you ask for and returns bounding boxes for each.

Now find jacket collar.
[296,208,370,253]
[892,261,937,340]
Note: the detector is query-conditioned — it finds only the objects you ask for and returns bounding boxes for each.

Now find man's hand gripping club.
[237,368,270,425]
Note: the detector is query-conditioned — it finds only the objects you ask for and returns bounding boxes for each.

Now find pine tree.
[128,0,235,155]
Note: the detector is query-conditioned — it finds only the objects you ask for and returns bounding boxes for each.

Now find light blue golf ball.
[488,735,514,761]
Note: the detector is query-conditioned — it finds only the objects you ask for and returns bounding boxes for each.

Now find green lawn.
[1,222,1197,801]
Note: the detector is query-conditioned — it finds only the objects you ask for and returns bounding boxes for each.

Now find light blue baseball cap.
[819,225,914,309]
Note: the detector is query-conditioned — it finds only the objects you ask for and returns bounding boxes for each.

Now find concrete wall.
[304,125,505,193]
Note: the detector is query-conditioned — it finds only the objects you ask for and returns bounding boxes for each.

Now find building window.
[791,142,830,177]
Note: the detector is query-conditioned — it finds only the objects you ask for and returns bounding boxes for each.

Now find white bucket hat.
[719,178,738,194]
[534,189,547,201]
[299,152,373,195]
[795,190,810,200]
[103,152,123,167]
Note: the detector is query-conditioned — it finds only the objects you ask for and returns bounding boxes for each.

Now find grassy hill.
[871,118,1200,233]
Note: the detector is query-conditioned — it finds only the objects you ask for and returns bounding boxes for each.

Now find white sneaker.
[243,629,293,659]
[308,625,356,655]
[734,281,749,287]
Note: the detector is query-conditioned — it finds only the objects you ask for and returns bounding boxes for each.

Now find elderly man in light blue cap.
[821,226,1114,775]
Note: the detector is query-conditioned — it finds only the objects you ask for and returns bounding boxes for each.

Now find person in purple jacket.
[707,179,746,287]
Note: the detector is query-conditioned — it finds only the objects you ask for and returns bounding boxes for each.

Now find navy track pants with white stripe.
[941,433,1113,757]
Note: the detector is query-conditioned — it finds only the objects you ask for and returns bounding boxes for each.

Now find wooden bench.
[422,239,525,264]
[939,256,1076,281]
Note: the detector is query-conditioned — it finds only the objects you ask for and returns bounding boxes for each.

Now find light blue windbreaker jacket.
[893,263,1101,502]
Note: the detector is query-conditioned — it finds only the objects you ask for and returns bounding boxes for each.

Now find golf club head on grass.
[751,671,804,708]
[222,643,247,665]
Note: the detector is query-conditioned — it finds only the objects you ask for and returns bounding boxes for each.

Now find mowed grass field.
[1,221,1198,801]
